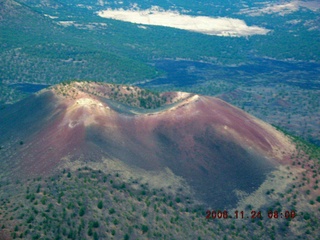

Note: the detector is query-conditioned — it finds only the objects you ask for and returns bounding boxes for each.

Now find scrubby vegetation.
[221,85,320,147]
[0,167,210,239]
[52,81,175,109]
[1,153,320,240]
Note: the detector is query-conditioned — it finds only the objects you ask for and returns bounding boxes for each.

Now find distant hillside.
[1,0,319,93]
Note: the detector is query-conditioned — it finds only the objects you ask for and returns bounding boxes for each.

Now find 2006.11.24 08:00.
[206,210,296,219]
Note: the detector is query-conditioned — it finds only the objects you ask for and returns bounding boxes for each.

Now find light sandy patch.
[286,19,302,24]
[240,1,320,16]
[57,21,107,30]
[97,0,104,7]
[171,92,192,102]
[97,7,270,37]
[137,25,147,29]
[44,14,58,19]
[55,94,113,127]
[58,21,75,27]
[76,4,93,10]
[299,0,320,11]
[304,19,320,31]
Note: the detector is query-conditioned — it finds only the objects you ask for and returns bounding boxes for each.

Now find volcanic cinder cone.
[0,81,295,208]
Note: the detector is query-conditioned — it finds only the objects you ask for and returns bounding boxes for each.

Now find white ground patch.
[57,21,107,30]
[137,25,147,29]
[97,6,270,37]
[300,0,320,11]
[76,4,93,10]
[57,96,112,127]
[286,19,302,25]
[240,1,320,16]
[97,0,104,7]
[44,14,58,19]
[58,21,76,27]
[171,92,192,102]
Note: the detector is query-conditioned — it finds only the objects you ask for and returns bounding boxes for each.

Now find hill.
[0,82,319,239]
[0,81,295,206]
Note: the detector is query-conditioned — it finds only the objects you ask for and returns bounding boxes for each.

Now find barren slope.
[0,81,296,208]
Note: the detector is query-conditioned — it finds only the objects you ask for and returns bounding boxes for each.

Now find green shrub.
[141,225,149,233]
[97,201,103,209]
[109,208,115,214]
[88,227,93,236]
[93,232,99,240]
[92,221,99,228]
[79,207,85,216]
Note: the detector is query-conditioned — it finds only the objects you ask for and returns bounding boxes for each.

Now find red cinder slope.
[0,82,295,207]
